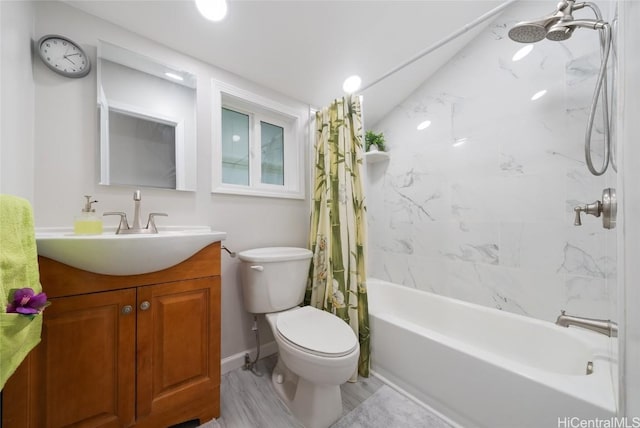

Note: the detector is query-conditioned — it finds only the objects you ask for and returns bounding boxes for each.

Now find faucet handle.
[573,188,616,229]
[573,200,601,226]
[146,213,168,233]
[103,212,130,234]
[573,207,583,226]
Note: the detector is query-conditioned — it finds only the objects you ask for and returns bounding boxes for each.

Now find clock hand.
[64,56,77,65]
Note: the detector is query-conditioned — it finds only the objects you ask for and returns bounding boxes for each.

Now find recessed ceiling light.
[512,44,534,62]
[417,120,431,131]
[531,89,547,101]
[165,72,184,81]
[342,75,362,94]
[195,0,227,22]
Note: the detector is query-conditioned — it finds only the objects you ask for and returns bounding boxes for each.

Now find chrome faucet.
[132,189,142,230]
[555,310,618,337]
[104,190,168,234]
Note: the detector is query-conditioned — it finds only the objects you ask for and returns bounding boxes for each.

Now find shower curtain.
[305,95,370,378]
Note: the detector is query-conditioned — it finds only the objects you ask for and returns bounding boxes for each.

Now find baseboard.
[221,341,278,375]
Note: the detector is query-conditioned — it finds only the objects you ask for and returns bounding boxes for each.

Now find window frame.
[212,80,305,199]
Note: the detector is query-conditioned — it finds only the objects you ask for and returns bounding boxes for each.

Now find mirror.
[97,41,197,191]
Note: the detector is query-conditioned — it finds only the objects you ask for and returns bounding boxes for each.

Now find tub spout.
[555,310,618,337]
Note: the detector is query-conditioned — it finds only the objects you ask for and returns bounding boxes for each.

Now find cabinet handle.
[140,301,151,311]
[121,305,133,315]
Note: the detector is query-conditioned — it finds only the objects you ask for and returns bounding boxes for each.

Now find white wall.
[31,1,310,362]
[367,1,617,324]
[0,1,35,201]
[619,0,640,417]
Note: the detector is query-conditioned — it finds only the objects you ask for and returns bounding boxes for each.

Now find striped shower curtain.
[305,95,370,378]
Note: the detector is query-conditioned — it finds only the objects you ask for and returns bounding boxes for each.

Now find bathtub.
[367,278,617,428]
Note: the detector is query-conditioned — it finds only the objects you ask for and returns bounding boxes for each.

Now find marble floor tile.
[208,355,452,428]
[213,355,387,428]
[332,385,454,428]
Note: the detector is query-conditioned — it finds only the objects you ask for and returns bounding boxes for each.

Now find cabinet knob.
[121,305,133,315]
[140,301,151,311]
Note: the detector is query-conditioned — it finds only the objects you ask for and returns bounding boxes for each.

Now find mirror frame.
[97,40,197,191]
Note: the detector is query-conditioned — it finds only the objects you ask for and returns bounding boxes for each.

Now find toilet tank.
[238,247,313,314]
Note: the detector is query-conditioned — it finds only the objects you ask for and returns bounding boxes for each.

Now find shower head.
[508,8,569,43]
[545,23,575,41]
[508,1,608,44]
[508,20,554,43]
[546,18,607,41]
[507,0,577,43]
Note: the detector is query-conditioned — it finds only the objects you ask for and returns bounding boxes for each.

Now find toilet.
[238,247,359,428]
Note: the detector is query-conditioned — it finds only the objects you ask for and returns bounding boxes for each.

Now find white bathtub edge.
[367,276,618,427]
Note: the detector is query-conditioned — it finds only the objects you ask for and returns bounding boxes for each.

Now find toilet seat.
[276,306,358,358]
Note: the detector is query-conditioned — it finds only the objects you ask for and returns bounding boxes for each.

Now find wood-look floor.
[217,355,385,428]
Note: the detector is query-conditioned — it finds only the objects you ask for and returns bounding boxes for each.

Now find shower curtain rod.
[359,0,519,93]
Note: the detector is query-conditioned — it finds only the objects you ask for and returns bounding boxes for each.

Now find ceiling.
[66,0,510,126]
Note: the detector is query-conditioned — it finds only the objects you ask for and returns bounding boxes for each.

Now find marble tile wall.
[366,1,618,323]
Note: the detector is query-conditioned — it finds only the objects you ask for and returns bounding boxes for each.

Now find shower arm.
[557,18,608,29]
[553,2,608,30]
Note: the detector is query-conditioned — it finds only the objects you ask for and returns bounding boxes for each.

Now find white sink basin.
[36,226,226,276]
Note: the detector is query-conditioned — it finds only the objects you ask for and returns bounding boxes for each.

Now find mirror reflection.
[97,41,197,191]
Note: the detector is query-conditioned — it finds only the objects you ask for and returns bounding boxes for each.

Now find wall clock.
[36,34,91,78]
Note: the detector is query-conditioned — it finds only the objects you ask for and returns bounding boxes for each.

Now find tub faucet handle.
[573,188,616,229]
[573,201,601,226]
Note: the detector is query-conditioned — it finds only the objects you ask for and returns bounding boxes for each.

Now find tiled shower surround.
[366,1,617,323]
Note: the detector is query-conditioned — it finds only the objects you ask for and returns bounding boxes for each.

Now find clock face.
[38,35,91,78]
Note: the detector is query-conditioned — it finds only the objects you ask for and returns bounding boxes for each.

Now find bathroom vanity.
[2,242,221,427]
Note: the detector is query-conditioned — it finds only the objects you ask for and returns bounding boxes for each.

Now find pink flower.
[6,288,49,315]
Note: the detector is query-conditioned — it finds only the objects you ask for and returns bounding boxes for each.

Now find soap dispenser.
[74,195,103,235]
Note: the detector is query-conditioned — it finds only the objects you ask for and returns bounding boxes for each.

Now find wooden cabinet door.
[6,288,137,428]
[135,277,220,427]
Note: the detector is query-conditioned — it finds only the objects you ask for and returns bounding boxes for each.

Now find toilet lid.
[238,247,312,263]
[276,306,358,356]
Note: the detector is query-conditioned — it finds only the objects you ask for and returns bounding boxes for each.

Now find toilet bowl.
[238,247,360,428]
[267,307,359,428]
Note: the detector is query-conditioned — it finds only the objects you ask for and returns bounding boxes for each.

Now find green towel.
[0,194,43,390]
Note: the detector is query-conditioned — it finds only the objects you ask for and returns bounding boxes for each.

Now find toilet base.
[271,358,343,428]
